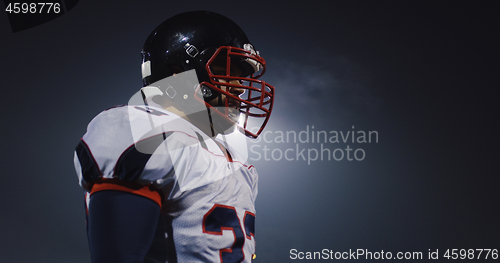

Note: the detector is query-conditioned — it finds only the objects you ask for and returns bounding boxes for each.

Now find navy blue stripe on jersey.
[114,132,173,182]
[76,140,103,187]
[243,212,255,240]
[195,131,208,150]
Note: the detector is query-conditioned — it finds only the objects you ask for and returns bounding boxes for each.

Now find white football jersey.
[74,105,258,262]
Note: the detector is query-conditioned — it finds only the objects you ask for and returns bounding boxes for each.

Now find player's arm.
[86,187,161,263]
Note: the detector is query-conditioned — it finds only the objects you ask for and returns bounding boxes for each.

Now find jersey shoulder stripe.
[75,139,102,189]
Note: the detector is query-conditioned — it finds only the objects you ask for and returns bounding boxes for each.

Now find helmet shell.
[141,11,253,90]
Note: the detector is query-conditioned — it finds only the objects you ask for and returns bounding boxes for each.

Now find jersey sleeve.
[73,105,178,192]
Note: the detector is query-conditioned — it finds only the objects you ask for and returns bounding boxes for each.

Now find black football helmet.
[141,11,274,138]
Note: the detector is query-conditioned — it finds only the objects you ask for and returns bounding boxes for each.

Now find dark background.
[1,1,498,262]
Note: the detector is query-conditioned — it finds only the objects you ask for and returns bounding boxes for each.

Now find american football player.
[73,11,274,263]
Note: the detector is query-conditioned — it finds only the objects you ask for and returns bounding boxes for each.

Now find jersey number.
[203,204,255,262]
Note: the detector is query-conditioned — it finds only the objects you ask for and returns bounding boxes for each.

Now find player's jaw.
[204,83,245,134]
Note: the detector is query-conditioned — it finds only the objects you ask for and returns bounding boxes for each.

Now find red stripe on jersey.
[90,179,162,208]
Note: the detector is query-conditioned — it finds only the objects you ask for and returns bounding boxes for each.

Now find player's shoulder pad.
[85,104,192,138]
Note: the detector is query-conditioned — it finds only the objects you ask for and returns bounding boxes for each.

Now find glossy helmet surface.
[141,11,274,138]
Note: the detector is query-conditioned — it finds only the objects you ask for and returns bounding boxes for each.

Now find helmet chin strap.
[210,93,225,136]
[205,107,217,137]
[216,93,224,107]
